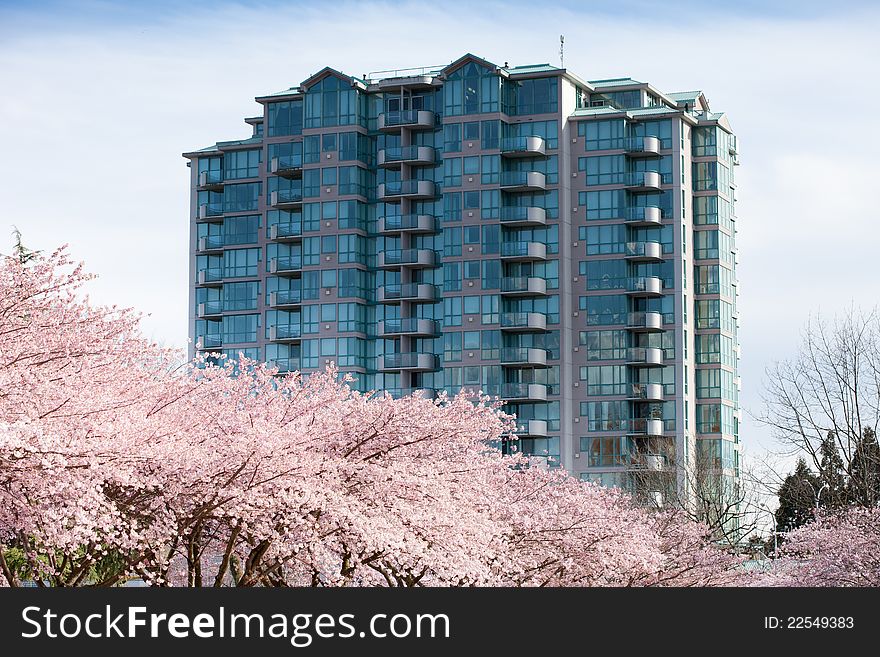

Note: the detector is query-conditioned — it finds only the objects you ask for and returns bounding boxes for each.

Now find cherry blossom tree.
[762,507,880,587]
[0,245,742,587]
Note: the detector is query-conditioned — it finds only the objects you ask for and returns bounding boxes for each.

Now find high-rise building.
[184,53,740,506]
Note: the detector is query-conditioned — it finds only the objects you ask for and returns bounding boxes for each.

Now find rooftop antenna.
[559,34,565,68]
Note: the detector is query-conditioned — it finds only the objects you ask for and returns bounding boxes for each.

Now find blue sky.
[2,0,878,469]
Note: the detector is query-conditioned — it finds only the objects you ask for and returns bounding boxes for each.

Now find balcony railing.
[627,382,665,402]
[500,241,547,261]
[270,190,304,208]
[378,248,436,268]
[623,136,662,157]
[378,214,437,234]
[268,357,301,374]
[377,283,438,303]
[623,171,662,191]
[270,155,303,179]
[378,180,435,200]
[269,324,302,342]
[196,268,223,286]
[377,110,436,131]
[269,256,303,275]
[499,205,546,227]
[379,318,440,337]
[269,222,303,241]
[268,290,302,308]
[500,347,549,368]
[197,203,224,221]
[624,206,663,226]
[501,382,548,402]
[197,300,223,318]
[626,276,664,297]
[500,136,546,158]
[514,419,549,437]
[500,276,547,297]
[197,235,224,253]
[626,347,665,367]
[378,145,435,167]
[198,170,224,190]
[500,312,547,332]
[626,311,664,332]
[378,352,440,371]
[499,170,546,191]
[196,334,222,349]
[624,241,664,262]
[627,418,665,436]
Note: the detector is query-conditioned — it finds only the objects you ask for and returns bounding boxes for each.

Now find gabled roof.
[588,77,644,88]
[666,90,710,111]
[300,66,366,91]
[440,53,499,77]
[505,63,561,75]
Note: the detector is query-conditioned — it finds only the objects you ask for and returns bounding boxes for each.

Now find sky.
[1,0,878,467]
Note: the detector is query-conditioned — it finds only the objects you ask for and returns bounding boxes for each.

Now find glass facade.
[187,56,740,507]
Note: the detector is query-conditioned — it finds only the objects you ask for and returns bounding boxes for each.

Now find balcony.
[270,190,304,209]
[197,170,224,191]
[501,382,548,402]
[500,136,546,158]
[196,268,223,286]
[378,180,435,200]
[626,311,665,333]
[631,453,668,471]
[626,347,665,367]
[514,419,549,438]
[378,214,437,235]
[378,352,440,372]
[500,241,547,262]
[269,256,303,275]
[501,347,549,368]
[197,235,224,254]
[500,312,547,333]
[627,418,665,436]
[268,357,301,374]
[626,276,664,297]
[196,300,223,318]
[627,382,665,402]
[624,206,663,227]
[268,290,302,309]
[269,222,303,241]
[500,276,547,297]
[499,206,546,227]
[377,110,435,132]
[624,136,662,158]
[623,171,663,192]
[624,241,664,262]
[500,171,546,192]
[196,334,222,350]
[377,283,438,304]
[379,317,440,338]
[269,324,302,343]
[197,203,224,222]
[378,145,435,168]
[377,248,436,269]
[270,155,303,179]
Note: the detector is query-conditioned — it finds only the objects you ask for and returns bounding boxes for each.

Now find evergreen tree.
[849,427,880,506]
[776,458,820,534]
[817,431,848,509]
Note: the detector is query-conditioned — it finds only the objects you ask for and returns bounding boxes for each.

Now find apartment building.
[184,53,740,503]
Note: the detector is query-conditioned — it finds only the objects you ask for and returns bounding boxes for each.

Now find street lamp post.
[761,504,777,555]
[815,481,829,512]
